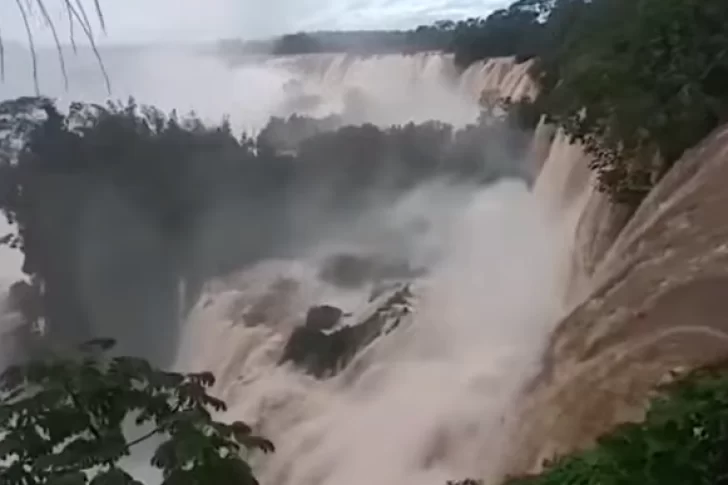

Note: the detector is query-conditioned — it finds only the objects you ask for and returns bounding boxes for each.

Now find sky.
[0,0,507,45]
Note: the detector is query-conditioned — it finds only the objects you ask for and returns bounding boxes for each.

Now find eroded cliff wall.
[506,122,728,474]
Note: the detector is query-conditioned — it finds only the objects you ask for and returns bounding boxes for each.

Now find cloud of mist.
[0,44,294,132]
[0,39,553,485]
[0,42,540,365]
[266,53,478,127]
[171,178,572,485]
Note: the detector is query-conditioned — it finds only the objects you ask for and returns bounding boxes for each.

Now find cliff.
[505,122,728,474]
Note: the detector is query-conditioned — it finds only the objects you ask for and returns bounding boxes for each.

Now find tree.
[0,338,274,485]
[0,97,265,363]
[532,0,728,204]
[0,96,529,366]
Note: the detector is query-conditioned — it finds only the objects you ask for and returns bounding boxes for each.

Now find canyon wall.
[506,121,728,474]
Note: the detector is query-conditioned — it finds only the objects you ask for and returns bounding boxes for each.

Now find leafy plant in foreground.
[500,365,728,485]
[0,338,274,485]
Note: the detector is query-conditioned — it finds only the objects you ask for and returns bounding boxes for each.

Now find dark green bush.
[508,365,728,484]
[533,0,728,204]
[450,366,728,485]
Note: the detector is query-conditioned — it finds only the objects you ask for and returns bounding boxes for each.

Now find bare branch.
[93,0,106,33]
[73,0,95,37]
[66,1,111,94]
[35,0,70,91]
[15,0,40,95]
[67,1,78,53]
[0,27,5,82]
[0,1,110,94]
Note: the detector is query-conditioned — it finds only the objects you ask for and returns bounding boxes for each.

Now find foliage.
[533,0,728,204]
[499,365,728,485]
[230,0,728,206]
[218,1,552,61]
[0,338,273,485]
[0,96,270,363]
[0,97,529,363]
[413,0,728,204]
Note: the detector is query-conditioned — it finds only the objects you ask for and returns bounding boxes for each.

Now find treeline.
[532,0,728,204]
[217,0,551,64]
[0,97,530,365]
[445,0,728,204]
[221,0,728,205]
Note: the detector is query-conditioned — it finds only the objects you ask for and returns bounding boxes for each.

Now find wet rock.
[305,305,344,331]
[280,285,413,378]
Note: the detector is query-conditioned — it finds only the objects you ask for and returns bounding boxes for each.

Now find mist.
[172,177,572,485]
[0,36,570,485]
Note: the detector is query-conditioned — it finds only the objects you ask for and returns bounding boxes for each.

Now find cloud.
[0,0,508,45]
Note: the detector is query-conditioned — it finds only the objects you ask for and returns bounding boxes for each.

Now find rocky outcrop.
[505,123,728,474]
[304,305,345,331]
[280,285,413,377]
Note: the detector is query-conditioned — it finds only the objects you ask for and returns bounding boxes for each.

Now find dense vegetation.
[0,96,528,366]
[528,0,728,203]
[462,0,728,204]
[6,337,728,484]
[446,366,728,485]
[217,1,551,63]
[502,364,728,485]
[0,338,273,485]
[220,0,728,204]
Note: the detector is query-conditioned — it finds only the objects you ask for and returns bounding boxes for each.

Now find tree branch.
[62,381,103,441]
[34,0,70,91]
[14,0,39,95]
[0,1,110,94]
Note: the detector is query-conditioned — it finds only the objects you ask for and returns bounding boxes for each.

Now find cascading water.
[0,45,589,484]
[167,55,581,485]
[174,178,575,485]
[260,52,480,126]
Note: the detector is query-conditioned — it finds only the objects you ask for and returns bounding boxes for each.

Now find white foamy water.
[260,52,479,126]
[174,177,574,485]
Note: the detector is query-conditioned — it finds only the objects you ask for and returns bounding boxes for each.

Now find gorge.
[1,4,728,482]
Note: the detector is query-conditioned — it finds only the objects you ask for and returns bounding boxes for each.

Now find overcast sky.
[0,0,507,45]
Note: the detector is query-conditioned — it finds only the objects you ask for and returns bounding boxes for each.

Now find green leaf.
[0,338,272,485]
[47,472,88,485]
[89,468,143,485]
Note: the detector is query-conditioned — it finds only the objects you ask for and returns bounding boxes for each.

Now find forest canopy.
[219,0,728,204]
[0,96,530,366]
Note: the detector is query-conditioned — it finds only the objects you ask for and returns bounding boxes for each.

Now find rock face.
[304,305,344,331]
[280,285,413,378]
[505,123,728,474]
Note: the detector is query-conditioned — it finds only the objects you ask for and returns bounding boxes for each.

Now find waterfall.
[174,181,574,485]
[258,53,516,126]
[0,46,593,484]
[0,47,534,131]
[168,53,581,485]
